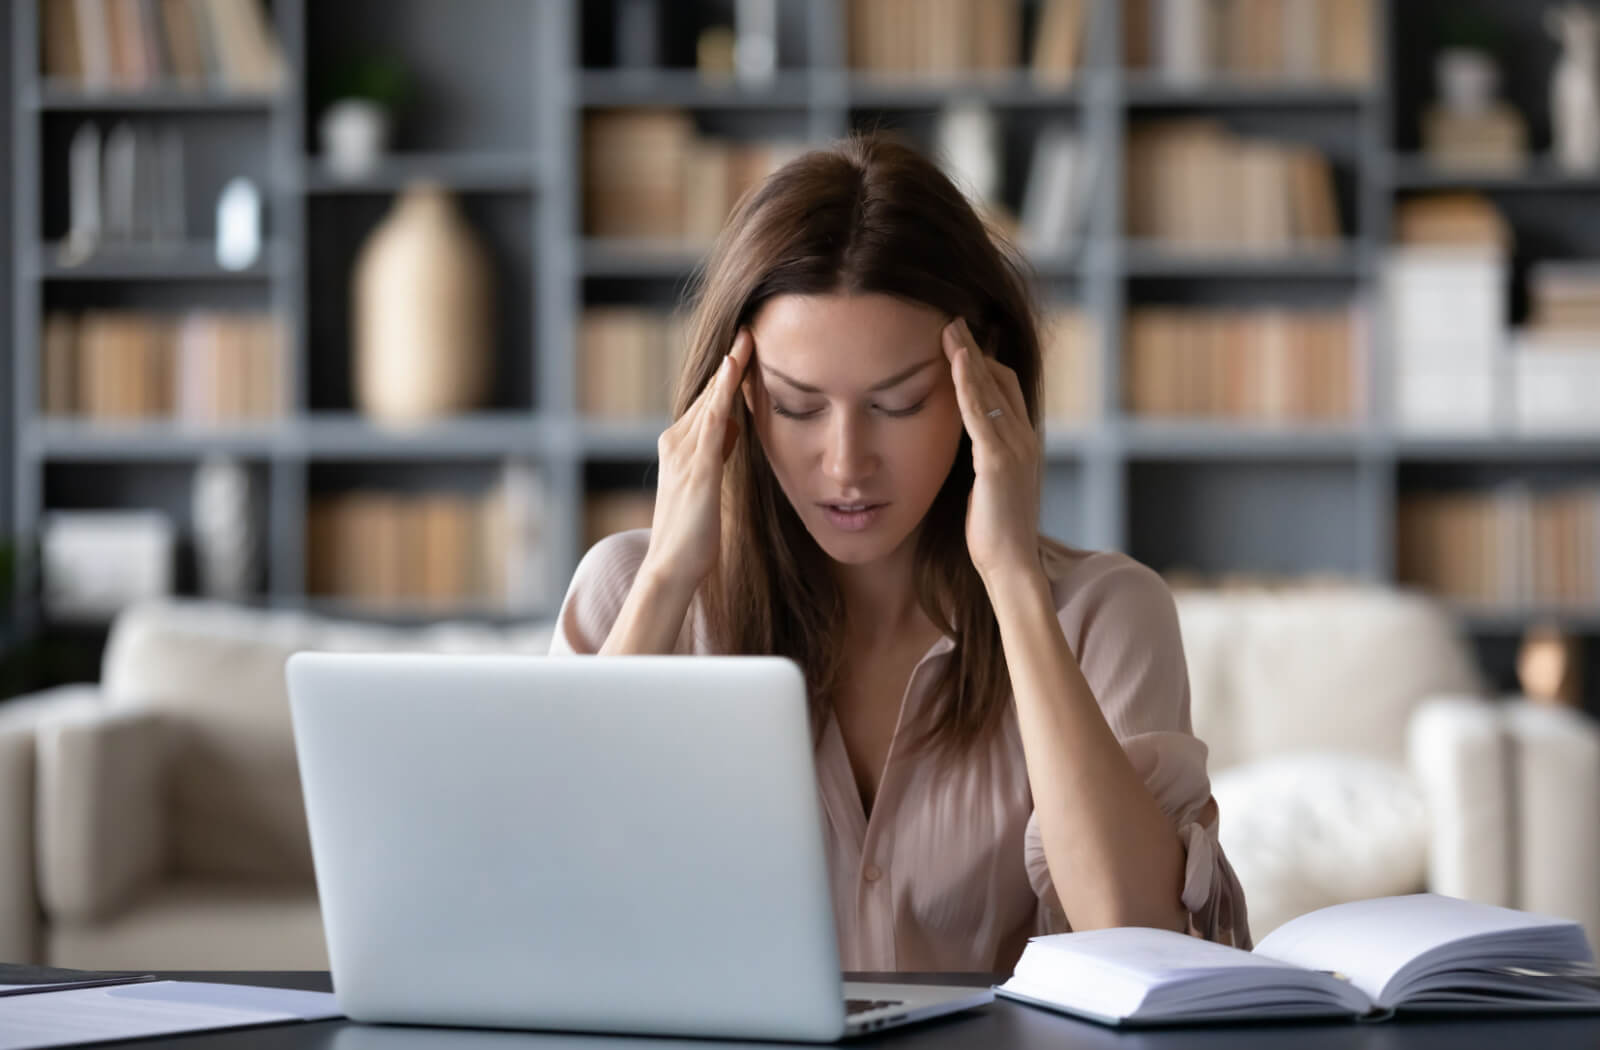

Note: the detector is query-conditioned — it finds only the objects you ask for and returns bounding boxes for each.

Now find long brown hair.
[673,131,1045,759]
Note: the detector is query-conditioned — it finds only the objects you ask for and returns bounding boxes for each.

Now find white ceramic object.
[1549,3,1600,173]
[193,455,261,600]
[216,177,263,271]
[1435,48,1500,116]
[320,98,391,178]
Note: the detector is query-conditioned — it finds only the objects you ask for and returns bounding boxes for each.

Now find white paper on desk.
[0,980,341,1050]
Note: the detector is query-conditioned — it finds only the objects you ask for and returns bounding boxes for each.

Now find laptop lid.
[286,652,850,1041]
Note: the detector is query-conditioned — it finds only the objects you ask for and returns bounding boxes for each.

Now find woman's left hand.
[942,317,1044,586]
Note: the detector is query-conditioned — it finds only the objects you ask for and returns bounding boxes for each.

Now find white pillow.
[1212,752,1429,939]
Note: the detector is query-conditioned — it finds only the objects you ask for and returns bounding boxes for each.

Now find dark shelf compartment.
[300,152,539,194]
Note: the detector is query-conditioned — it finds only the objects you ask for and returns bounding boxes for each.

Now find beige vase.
[352,181,493,424]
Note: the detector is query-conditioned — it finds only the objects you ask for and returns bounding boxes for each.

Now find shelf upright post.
[1360,0,1397,582]
[1083,0,1127,553]
[542,0,584,581]
[272,0,308,603]
[811,0,848,143]
[10,2,42,631]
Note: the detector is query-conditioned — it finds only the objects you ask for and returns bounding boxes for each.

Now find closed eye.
[880,400,926,417]
[771,403,821,420]
[772,399,927,420]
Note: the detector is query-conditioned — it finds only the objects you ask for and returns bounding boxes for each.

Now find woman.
[550,132,1250,971]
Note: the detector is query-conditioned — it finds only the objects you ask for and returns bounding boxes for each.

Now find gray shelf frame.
[6,0,1598,637]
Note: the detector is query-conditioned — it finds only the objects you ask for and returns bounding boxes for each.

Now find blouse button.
[863,865,883,882]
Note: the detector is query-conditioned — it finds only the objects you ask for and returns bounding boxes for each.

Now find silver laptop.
[285,652,993,1042]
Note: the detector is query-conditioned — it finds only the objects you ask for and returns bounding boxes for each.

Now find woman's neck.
[832,546,929,650]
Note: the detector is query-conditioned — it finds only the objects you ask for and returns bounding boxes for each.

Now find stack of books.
[1017,127,1090,256]
[1398,484,1600,609]
[1125,121,1341,254]
[846,0,1090,83]
[579,307,691,420]
[1041,306,1097,424]
[1123,0,1374,84]
[585,490,655,552]
[1510,261,1600,433]
[40,0,285,92]
[846,0,1019,77]
[1124,306,1359,421]
[1385,195,1511,434]
[583,111,806,243]
[306,464,549,614]
[41,309,285,424]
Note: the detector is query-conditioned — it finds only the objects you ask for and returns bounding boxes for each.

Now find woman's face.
[743,292,965,567]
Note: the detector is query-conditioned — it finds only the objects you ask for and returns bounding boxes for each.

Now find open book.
[995,894,1600,1026]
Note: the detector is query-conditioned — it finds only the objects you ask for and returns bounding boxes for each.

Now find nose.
[822,409,876,487]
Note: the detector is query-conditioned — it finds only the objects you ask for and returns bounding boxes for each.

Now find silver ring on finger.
[986,407,1004,419]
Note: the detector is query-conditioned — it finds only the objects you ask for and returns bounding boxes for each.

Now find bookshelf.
[6,0,1600,711]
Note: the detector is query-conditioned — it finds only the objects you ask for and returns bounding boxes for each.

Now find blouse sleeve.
[1022,554,1252,949]
[547,529,653,656]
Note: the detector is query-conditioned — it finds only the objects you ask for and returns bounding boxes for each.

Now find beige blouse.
[549,528,1251,972]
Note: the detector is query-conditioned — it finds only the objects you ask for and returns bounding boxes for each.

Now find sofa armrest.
[1502,699,1600,944]
[35,704,172,925]
[1406,694,1514,907]
[0,685,106,961]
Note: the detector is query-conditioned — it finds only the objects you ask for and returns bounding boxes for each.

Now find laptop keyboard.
[846,998,905,1016]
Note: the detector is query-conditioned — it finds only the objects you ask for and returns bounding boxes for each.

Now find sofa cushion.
[99,601,556,883]
[1175,587,1485,772]
[1211,752,1429,938]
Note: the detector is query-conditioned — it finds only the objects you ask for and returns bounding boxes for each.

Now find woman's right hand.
[640,328,754,592]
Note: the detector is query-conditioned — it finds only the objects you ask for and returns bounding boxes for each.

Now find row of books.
[1040,307,1098,423]
[1386,195,1599,433]
[1017,126,1091,254]
[580,307,690,420]
[1125,121,1341,251]
[583,111,805,241]
[1507,331,1600,435]
[1528,261,1600,332]
[306,465,549,613]
[585,490,655,553]
[1124,0,1374,84]
[1124,307,1359,420]
[41,310,284,423]
[845,0,1087,82]
[41,0,284,92]
[1398,487,1600,609]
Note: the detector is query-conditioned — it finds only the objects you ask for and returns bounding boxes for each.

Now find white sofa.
[0,584,1596,967]
[1179,586,1600,940]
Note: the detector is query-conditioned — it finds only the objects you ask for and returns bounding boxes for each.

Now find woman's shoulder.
[581,527,653,572]
[564,528,653,606]
[1037,534,1176,622]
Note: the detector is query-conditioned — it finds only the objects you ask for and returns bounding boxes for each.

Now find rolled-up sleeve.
[1021,554,1252,949]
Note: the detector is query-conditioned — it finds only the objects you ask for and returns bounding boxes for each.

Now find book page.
[1026,926,1299,985]
[1254,894,1581,1004]
[0,981,339,1050]
[1004,927,1372,1022]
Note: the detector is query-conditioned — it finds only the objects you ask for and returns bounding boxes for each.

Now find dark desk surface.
[140,971,1600,1049]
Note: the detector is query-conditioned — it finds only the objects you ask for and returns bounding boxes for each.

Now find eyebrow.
[759,357,942,394]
